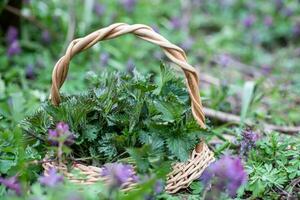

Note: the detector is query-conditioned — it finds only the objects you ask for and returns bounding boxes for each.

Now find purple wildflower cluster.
[100,52,110,67]
[101,163,138,189]
[5,26,21,57]
[41,30,51,44]
[170,16,182,29]
[126,59,135,74]
[264,16,273,27]
[180,37,194,51]
[93,2,106,16]
[200,155,248,198]
[218,54,231,67]
[145,179,164,200]
[25,64,37,80]
[240,128,259,157]
[120,0,136,13]
[242,15,256,28]
[48,122,75,146]
[39,168,64,187]
[0,176,22,196]
[261,64,272,75]
[292,22,300,38]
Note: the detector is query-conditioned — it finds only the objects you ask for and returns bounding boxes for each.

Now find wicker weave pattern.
[42,161,137,190]
[46,23,215,193]
[165,142,215,193]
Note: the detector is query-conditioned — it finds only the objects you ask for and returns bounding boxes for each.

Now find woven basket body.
[45,23,215,193]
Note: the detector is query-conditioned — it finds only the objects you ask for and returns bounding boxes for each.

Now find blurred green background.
[0,0,300,129]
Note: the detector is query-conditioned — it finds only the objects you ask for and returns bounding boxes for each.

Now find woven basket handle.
[50,23,206,128]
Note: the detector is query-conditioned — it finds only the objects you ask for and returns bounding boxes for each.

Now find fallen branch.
[5,5,47,31]
[203,107,300,135]
[4,5,58,38]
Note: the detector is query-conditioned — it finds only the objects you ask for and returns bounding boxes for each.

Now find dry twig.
[203,107,300,135]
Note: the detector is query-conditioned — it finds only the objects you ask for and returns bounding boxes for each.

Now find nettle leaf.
[0,160,16,174]
[138,131,164,153]
[21,109,51,133]
[167,137,192,161]
[127,145,151,173]
[189,181,204,195]
[82,125,99,142]
[97,133,118,159]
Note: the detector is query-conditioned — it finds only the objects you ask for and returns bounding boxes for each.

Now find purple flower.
[242,15,256,28]
[25,64,36,80]
[93,2,106,16]
[126,59,135,74]
[264,16,273,27]
[151,25,160,33]
[39,168,64,187]
[153,51,163,60]
[120,0,136,13]
[0,176,22,196]
[292,22,300,38]
[180,37,194,51]
[100,52,110,67]
[101,163,137,188]
[66,193,83,200]
[218,54,231,67]
[56,122,69,133]
[154,180,164,194]
[200,155,248,198]
[7,40,21,57]
[6,26,18,44]
[170,16,182,29]
[282,7,293,17]
[261,64,272,75]
[240,128,259,157]
[274,0,283,10]
[42,30,51,44]
[48,122,74,146]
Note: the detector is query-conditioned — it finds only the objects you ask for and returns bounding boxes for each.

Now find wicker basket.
[45,23,215,193]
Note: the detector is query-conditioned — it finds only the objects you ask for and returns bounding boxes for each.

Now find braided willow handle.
[50,23,206,128]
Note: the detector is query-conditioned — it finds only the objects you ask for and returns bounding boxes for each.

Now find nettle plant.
[22,65,207,171]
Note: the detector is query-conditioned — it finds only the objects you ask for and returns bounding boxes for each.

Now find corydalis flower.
[282,7,293,17]
[25,64,36,80]
[39,168,64,187]
[7,40,21,57]
[5,26,21,57]
[48,122,74,146]
[42,30,51,44]
[126,58,135,74]
[120,0,136,13]
[6,26,18,44]
[180,37,194,51]
[218,54,231,67]
[0,176,22,196]
[261,64,272,75]
[292,22,300,37]
[93,2,106,16]
[200,155,248,198]
[101,163,138,188]
[100,52,110,67]
[240,128,259,157]
[264,16,273,27]
[242,15,256,28]
[170,16,182,29]
[154,179,164,194]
